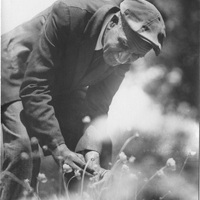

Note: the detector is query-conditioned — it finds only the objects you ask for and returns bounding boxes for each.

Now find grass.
[1,132,198,200]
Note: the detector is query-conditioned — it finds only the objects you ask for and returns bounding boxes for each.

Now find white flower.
[129,173,138,180]
[42,145,48,151]
[129,156,136,163]
[20,152,29,160]
[37,173,47,183]
[74,170,81,180]
[119,152,127,163]
[63,164,73,173]
[89,175,99,183]
[135,133,140,138]
[188,149,197,156]
[121,164,129,172]
[88,183,96,189]
[157,169,165,177]
[83,192,92,200]
[82,116,91,123]
[166,158,176,171]
[24,179,30,184]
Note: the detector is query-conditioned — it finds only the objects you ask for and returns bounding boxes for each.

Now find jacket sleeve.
[20,1,71,151]
[75,64,129,154]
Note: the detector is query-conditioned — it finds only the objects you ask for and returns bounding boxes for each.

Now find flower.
[188,149,197,156]
[121,164,129,172]
[20,152,29,160]
[89,175,99,183]
[37,173,47,183]
[108,162,112,166]
[42,145,48,151]
[129,173,138,180]
[129,156,136,163]
[119,152,127,163]
[166,158,176,171]
[74,170,81,180]
[88,183,96,189]
[82,116,91,123]
[135,133,140,138]
[83,192,92,200]
[157,169,165,177]
[63,164,73,173]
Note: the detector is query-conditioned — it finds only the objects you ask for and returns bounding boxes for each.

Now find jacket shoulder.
[52,0,113,15]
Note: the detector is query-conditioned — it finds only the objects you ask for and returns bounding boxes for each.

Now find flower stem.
[66,175,76,200]
[179,154,189,175]
[1,171,41,199]
[136,166,166,197]
[81,159,91,198]
[159,190,171,200]
[114,134,139,163]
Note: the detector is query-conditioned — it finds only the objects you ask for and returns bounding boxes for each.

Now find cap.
[120,0,166,55]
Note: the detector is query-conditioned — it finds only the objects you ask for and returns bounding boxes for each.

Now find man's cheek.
[103,52,119,67]
[129,54,140,63]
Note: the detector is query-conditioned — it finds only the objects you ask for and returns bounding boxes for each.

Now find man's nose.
[118,51,131,64]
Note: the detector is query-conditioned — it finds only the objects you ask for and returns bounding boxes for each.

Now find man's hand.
[85,151,111,186]
[85,151,110,179]
[85,151,100,170]
[51,144,87,172]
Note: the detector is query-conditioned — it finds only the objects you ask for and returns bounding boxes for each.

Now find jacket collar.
[72,5,119,88]
[83,5,119,40]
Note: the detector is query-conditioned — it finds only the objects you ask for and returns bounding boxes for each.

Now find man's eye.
[130,53,140,62]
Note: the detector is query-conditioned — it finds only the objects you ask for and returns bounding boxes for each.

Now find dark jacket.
[1,0,129,153]
[1,6,52,106]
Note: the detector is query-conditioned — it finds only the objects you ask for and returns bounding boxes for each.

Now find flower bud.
[157,169,165,177]
[37,173,47,183]
[122,164,129,172]
[20,152,29,160]
[166,158,176,171]
[188,150,197,156]
[82,116,91,123]
[63,164,73,173]
[129,156,136,163]
[119,152,127,163]
[74,170,81,180]
[42,145,48,151]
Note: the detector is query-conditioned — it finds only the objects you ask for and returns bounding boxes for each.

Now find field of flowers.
[17,132,198,200]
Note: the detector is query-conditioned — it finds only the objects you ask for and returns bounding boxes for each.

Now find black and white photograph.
[1,0,199,200]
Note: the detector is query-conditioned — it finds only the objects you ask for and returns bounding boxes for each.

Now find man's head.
[102,0,166,66]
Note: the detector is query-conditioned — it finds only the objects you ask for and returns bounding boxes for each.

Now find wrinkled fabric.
[1,101,32,200]
[1,1,130,198]
[1,0,129,175]
[19,0,125,152]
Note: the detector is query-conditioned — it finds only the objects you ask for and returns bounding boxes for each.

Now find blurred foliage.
[146,0,199,110]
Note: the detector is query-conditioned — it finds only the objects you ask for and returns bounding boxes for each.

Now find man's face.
[102,15,150,67]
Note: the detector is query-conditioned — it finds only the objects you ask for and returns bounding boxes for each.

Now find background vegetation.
[147,0,199,110]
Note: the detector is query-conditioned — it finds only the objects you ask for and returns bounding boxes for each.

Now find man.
[1,0,165,199]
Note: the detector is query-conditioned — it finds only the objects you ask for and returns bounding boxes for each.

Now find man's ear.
[107,14,119,29]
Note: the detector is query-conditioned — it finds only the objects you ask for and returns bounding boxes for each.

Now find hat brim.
[121,13,161,56]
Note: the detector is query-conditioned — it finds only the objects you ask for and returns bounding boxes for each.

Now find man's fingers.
[63,162,95,177]
[69,162,83,172]
[74,160,95,175]
[63,163,73,173]
[73,154,86,168]
[84,166,96,175]
[76,153,85,163]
